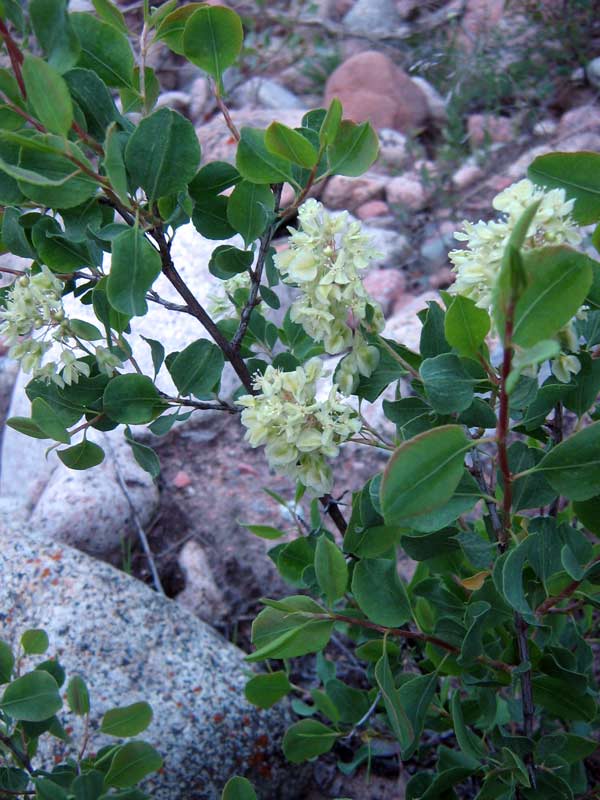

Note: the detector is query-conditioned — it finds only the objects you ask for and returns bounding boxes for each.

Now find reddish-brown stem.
[0,18,25,98]
[213,81,240,142]
[328,613,512,673]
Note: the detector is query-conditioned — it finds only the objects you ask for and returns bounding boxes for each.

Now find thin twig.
[103,435,165,595]
[213,80,240,142]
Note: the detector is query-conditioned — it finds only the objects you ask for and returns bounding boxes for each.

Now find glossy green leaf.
[167,339,224,397]
[101,702,153,737]
[103,374,163,424]
[221,776,258,800]
[71,12,135,88]
[0,640,14,684]
[534,421,600,500]
[22,56,73,136]
[352,558,411,627]
[236,127,294,184]
[124,108,200,201]
[420,354,475,414]
[327,120,379,177]
[444,295,490,357]
[107,227,162,316]
[375,649,413,750]
[124,427,160,479]
[244,671,291,709]
[182,5,244,81]
[188,161,240,199]
[528,151,600,224]
[240,523,286,540]
[66,675,90,715]
[73,771,105,800]
[247,598,333,662]
[30,0,80,72]
[65,68,123,140]
[265,122,318,168]
[21,629,49,655]
[0,670,61,721]
[573,494,600,534]
[227,180,274,246]
[103,122,129,203]
[16,139,98,208]
[105,741,162,788]
[314,535,348,605]
[31,397,71,443]
[92,0,128,34]
[512,247,593,347]
[319,97,342,147]
[282,719,337,763]
[58,440,105,469]
[192,194,236,239]
[381,425,469,525]
[154,3,204,55]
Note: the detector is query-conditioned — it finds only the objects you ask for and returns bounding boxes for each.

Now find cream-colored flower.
[552,353,581,383]
[449,179,582,310]
[206,272,251,320]
[238,359,361,494]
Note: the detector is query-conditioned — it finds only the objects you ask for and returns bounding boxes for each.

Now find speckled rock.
[0,529,307,799]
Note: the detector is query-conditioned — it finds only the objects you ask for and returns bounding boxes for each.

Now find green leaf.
[512,247,593,348]
[73,771,105,800]
[21,629,49,655]
[314,535,348,605]
[265,122,318,168]
[71,12,135,88]
[572,494,600,534]
[403,471,482,533]
[534,421,600,501]
[66,675,90,715]
[327,120,379,177]
[221,776,258,800]
[124,108,200,201]
[107,227,162,316]
[92,0,128,34]
[352,558,411,627]
[32,216,91,274]
[374,649,413,750]
[31,397,70,444]
[507,340,561,394]
[501,541,534,622]
[282,719,337,763]
[241,523,286,540]
[30,0,80,72]
[5,417,47,439]
[103,374,163,424]
[34,778,69,800]
[192,194,236,239]
[124,427,160,479]
[381,425,469,525]
[236,127,294,184]
[153,3,204,55]
[167,339,224,397]
[399,671,439,759]
[247,599,333,662]
[460,600,492,663]
[65,68,123,140]
[528,151,600,224]
[0,670,61,721]
[188,161,240,199]
[227,180,274,246]
[444,295,490,357]
[532,677,597,721]
[104,122,129,204]
[451,692,487,761]
[16,138,98,208]
[58,440,105,469]
[0,640,14,683]
[319,97,342,147]
[105,741,162,788]
[101,702,153,737]
[420,354,475,414]
[244,671,291,709]
[22,56,73,136]
[182,5,244,81]
[69,319,103,340]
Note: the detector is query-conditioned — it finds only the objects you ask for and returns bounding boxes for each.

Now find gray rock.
[586,57,600,90]
[230,77,304,110]
[0,528,307,800]
[343,0,401,33]
[363,224,411,269]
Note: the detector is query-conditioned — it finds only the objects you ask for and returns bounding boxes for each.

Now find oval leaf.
[105,741,162,788]
[57,440,105,470]
[0,671,61,722]
[107,227,162,317]
[22,56,73,136]
[183,5,243,81]
[101,701,153,737]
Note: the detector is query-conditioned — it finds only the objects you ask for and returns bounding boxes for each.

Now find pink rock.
[468,113,513,146]
[557,104,600,138]
[322,174,385,211]
[356,200,390,219]
[386,175,430,211]
[324,51,429,133]
[452,163,484,191]
[363,268,406,316]
[173,470,192,489]
[462,0,505,36]
[429,267,455,290]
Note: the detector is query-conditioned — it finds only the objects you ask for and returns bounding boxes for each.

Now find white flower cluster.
[238,359,361,494]
[449,178,584,383]
[0,267,121,387]
[274,200,385,355]
[449,179,582,310]
[207,272,251,320]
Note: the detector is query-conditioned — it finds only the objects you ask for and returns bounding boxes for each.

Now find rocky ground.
[2,0,600,797]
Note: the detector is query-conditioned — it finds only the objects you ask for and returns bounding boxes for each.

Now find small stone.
[533,118,558,136]
[386,175,430,211]
[188,76,211,122]
[429,267,455,290]
[467,113,513,146]
[452,162,484,190]
[155,91,190,113]
[586,57,600,90]
[356,200,390,220]
[322,174,385,211]
[343,0,401,33]
[377,128,410,169]
[173,470,192,489]
[420,235,449,268]
[557,104,600,138]
[411,76,447,124]
[230,77,304,110]
[363,268,405,316]
[176,540,227,622]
